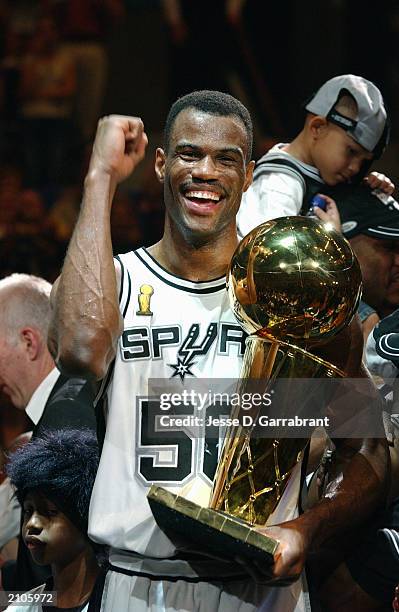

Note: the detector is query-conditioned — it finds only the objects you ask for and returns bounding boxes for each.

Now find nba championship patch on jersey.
[136,284,154,316]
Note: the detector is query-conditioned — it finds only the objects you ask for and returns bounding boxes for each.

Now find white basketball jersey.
[88,247,309,609]
[88,248,248,557]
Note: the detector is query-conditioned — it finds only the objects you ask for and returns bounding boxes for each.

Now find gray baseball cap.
[305,74,388,156]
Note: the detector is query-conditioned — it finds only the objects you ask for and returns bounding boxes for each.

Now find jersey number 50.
[136,399,229,486]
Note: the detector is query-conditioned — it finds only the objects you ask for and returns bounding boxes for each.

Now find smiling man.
[49,91,387,612]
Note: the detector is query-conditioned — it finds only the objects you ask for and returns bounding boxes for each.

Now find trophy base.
[147,485,278,564]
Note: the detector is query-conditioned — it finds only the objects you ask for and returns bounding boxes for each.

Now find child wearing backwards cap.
[237,74,394,237]
[4,429,104,612]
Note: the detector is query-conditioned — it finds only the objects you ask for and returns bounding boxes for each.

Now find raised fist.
[90,115,148,184]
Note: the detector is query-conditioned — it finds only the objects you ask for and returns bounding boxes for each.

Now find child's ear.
[309,115,329,139]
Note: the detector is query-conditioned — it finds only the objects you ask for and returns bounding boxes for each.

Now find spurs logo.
[121,323,245,364]
[168,323,218,380]
[136,284,154,316]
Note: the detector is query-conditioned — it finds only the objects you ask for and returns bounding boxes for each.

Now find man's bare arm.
[48,115,148,380]
[258,434,387,584]
[254,318,389,583]
[299,436,387,538]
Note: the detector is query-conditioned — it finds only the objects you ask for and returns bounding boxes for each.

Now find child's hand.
[313,194,341,233]
[364,171,395,194]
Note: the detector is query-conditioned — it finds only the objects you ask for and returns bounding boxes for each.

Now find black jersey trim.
[87,568,107,612]
[141,247,226,286]
[114,255,124,304]
[108,563,248,583]
[133,250,226,295]
[115,255,132,318]
[95,393,107,453]
[266,151,323,179]
[93,359,115,451]
[122,268,132,318]
[94,357,115,407]
[299,443,310,516]
[255,154,324,183]
[94,259,131,447]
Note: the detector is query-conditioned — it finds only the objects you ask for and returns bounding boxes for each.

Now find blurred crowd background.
[1,0,399,446]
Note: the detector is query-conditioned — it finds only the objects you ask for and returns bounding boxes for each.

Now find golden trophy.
[148,216,362,563]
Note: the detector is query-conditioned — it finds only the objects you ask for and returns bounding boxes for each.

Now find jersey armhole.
[114,254,132,317]
[94,255,132,447]
[93,359,115,451]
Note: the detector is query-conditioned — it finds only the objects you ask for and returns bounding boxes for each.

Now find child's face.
[22,491,87,567]
[312,123,373,185]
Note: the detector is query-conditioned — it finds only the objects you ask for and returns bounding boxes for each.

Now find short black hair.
[7,429,99,533]
[164,90,253,161]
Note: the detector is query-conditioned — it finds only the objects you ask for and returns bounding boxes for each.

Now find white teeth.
[185,190,220,202]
